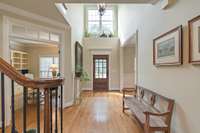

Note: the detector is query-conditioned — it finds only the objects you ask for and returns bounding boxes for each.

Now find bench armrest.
[143,111,171,127]
[143,111,170,116]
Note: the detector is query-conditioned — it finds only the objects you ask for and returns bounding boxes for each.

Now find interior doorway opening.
[9,37,60,112]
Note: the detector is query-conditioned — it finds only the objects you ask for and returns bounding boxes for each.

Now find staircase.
[0,57,64,133]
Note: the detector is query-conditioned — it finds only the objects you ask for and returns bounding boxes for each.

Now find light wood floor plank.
[1,91,142,133]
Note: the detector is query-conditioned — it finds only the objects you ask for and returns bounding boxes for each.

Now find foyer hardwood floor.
[63,91,142,133]
[2,91,142,133]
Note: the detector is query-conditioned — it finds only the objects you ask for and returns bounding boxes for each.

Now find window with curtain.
[86,6,117,37]
[39,56,59,78]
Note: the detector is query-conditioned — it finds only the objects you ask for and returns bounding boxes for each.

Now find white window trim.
[84,5,118,37]
[8,17,62,44]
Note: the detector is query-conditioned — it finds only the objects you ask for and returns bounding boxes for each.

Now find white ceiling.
[0,0,66,23]
[0,0,159,25]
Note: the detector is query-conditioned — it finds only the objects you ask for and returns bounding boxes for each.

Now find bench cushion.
[124,97,167,128]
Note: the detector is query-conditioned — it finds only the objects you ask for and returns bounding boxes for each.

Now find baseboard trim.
[81,88,92,91]
[109,88,120,91]
[63,100,74,108]
[82,88,120,91]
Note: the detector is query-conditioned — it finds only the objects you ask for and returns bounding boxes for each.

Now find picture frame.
[153,26,183,66]
[189,15,200,64]
[75,41,83,77]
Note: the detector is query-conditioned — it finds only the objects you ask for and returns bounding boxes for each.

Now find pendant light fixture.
[97,3,106,16]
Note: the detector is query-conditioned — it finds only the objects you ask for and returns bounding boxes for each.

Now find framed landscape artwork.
[189,15,200,64]
[75,41,83,77]
[153,26,183,66]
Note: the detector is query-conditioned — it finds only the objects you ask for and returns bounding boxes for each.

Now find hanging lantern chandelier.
[97,3,106,16]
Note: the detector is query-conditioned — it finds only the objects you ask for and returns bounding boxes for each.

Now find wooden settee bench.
[123,86,174,133]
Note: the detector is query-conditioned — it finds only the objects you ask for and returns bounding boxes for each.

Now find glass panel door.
[94,59,107,79]
[93,55,109,91]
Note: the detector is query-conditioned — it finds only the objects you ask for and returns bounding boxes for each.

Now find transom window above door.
[85,5,118,37]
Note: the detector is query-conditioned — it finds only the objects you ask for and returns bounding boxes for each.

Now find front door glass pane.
[95,58,107,79]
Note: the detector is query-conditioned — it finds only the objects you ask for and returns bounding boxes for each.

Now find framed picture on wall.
[153,26,183,66]
[75,41,83,77]
[189,15,200,64]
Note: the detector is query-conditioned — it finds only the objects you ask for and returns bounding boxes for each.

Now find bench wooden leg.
[165,130,170,133]
[122,100,125,112]
[144,123,152,133]
[122,100,129,112]
[144,128,149,133]
[144,130,153,133]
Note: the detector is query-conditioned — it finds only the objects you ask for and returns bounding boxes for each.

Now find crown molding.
[0,2,67,28]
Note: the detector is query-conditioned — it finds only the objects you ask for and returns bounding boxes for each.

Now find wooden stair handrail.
[0,57,64,88]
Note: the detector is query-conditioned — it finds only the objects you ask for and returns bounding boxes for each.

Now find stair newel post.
[23,87,27,133]
[50,88,53,133]
[44,88,50,133]
[55,87,58,133]
[11,80,16,133]
[36,88,40,133]
[60,85,63,133]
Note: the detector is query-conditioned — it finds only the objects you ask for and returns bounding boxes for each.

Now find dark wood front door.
[93,55,109,91]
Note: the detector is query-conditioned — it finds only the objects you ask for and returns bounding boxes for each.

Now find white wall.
[118,5,139,46]
[66,4,84,101]
[119,0,200,133]
[57,3,84,70]
[0,15,3,56]
[56,4,84,102]
[65,4,84,67]
[82,38,121,90]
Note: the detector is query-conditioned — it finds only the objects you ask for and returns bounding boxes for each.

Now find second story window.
[85,5,117,37]
[88,9,100,35]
